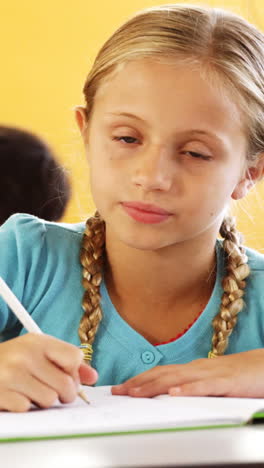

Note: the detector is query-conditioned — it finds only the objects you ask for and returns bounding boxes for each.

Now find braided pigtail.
[208,216,250,358]
[79,211,106,363]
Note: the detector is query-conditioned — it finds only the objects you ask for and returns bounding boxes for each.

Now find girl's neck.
[104,228,217,313]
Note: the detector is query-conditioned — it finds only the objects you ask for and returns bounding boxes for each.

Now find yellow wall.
[1,0,263,250]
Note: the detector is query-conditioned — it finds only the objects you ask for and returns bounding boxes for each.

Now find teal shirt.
[0,213,264,385]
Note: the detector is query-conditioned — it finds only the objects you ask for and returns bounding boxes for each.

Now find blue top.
[0,214,264,386]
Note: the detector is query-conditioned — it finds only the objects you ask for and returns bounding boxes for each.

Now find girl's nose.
[131,145,173,192]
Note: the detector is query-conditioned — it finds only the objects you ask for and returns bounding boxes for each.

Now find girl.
[1,3,264,412]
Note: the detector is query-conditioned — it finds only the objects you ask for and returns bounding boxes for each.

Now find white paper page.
[1,386,264,440]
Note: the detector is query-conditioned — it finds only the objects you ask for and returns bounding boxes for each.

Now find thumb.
[79,362,98,385]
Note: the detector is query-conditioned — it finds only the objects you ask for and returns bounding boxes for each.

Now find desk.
[2,426,264,468]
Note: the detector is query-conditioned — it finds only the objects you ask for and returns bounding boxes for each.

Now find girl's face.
[78,60,249,251]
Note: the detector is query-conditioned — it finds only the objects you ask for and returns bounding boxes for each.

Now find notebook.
[1,385,264,442]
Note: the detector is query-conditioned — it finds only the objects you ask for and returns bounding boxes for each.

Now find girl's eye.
[183,151,211,161]
[113,136,138,144]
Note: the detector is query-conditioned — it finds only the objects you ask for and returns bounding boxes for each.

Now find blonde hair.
[79,4,264,360]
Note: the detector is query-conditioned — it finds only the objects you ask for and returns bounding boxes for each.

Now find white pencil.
[0,276,90,405]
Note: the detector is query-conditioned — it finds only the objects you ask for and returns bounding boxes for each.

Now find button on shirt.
[141,351,155,364]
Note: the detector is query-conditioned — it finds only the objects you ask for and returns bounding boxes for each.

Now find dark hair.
[0,126,71,224]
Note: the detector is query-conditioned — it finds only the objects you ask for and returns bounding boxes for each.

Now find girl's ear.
[75,106,88,140]
[232,153,264,200]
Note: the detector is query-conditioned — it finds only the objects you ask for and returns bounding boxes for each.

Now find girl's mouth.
[121,202,172,224]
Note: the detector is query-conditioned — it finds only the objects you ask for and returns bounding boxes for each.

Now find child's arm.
[0,333,97,412]
[112,349,264,398]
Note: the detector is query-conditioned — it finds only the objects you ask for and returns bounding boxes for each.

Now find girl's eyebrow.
[188,130,227,148]
[105,111,146,123]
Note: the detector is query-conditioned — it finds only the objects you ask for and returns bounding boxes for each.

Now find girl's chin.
[117,235,177,252]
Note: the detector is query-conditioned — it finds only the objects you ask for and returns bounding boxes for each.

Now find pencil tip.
[78,390,90,404]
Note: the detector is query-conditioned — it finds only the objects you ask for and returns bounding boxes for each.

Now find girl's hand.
[112,349,264,398]
[0,333,98,412]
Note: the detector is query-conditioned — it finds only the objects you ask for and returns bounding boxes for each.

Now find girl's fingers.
[32,358,79,403]
[0,334,97,411]
[5,355,78,405]
[21,376,59,408]
[170,376,264,399]
[169,377,231,397]
[126,376,177,398]
[113,365,184,394]
[0,373,59,411]
[34,355,100,403]
[0,389,31,413]
[112,359,222,396]
[43,335,84,376]
[112,368,163,393]
[123,371,225,398]
[79,362,98,385]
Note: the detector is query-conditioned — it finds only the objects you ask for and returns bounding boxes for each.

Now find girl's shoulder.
[0,213,87,277]
[245,245,264,272]
[217,239,264,272]
[0,212,86,235]
[0,213,86,247]
[0,214,87,337]
[242,246,264,304]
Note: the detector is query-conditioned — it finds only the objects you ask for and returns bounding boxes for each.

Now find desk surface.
[2,425,264,468]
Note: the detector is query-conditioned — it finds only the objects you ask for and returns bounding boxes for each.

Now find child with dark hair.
[0,126,71,224]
